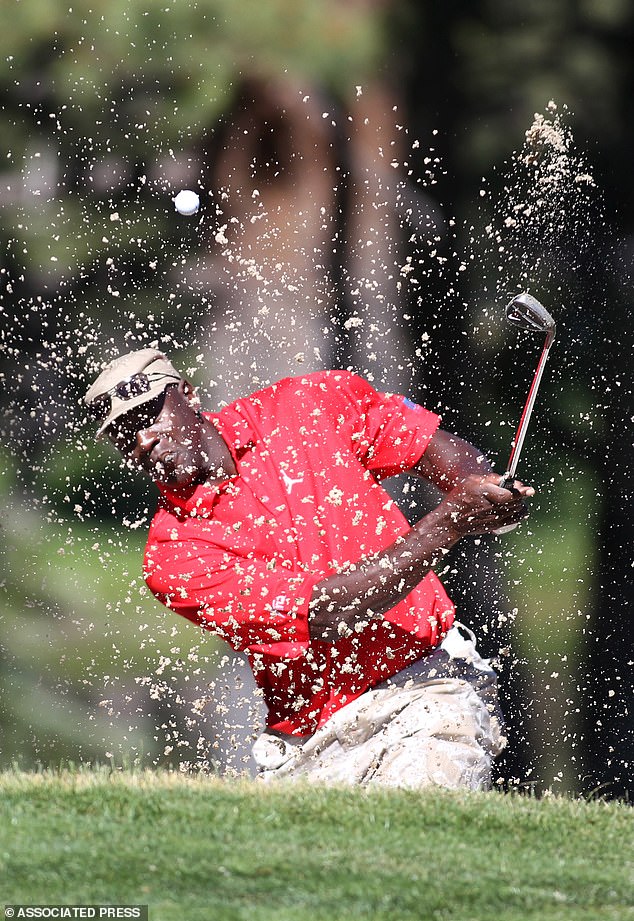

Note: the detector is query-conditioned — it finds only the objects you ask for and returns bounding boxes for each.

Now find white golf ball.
[173,189,200,216]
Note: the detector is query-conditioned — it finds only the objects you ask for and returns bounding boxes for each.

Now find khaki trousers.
[253,625,506,791]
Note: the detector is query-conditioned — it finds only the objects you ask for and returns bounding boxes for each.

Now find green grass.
[1,769,632,921]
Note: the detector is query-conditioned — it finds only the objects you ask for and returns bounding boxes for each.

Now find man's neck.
[199,419,237,484]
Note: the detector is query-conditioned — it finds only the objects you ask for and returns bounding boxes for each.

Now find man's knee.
[367,737,493,790]
[253,674,506,789]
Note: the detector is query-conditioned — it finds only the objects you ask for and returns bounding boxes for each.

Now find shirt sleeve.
[335,372,441,479]
[144,537,321,659]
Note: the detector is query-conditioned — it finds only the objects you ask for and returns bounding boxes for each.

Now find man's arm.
[309,430,533,642]
[412,428,494,491]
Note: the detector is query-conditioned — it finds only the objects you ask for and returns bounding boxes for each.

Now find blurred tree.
[399,0,634,796]
[0,0,391,485]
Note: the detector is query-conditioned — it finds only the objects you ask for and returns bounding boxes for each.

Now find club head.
[506,293,556,340]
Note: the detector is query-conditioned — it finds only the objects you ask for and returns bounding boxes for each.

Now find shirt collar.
[207,406,256,461]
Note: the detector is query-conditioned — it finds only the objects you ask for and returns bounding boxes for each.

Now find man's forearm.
[309,503,461,642]
[308,471,533,643]
[413,429,493,492]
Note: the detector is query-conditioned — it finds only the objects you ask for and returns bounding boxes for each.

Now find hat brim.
[95,378,179,438]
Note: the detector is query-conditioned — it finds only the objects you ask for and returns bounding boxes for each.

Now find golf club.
[495,292,556,534]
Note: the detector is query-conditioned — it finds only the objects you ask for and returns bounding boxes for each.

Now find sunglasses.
[87,371,181,422]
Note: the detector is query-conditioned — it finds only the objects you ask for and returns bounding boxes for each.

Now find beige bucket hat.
[84,348,183,436]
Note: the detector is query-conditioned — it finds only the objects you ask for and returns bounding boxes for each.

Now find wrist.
[418,503,464,546]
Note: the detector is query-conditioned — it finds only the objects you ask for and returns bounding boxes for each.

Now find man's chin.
[154,464,200,491]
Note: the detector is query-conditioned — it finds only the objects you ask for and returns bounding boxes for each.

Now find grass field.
[1,769,632,921]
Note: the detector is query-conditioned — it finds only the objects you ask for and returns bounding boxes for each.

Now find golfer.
[85,348,534,789]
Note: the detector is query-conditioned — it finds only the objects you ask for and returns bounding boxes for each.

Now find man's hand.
[439,473,535,537]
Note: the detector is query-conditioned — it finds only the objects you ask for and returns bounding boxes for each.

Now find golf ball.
[173,189,200,216]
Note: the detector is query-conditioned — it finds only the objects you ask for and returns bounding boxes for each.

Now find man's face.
[107,381,207,490]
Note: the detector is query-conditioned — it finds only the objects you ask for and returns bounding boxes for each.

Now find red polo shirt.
[143,371,455,736]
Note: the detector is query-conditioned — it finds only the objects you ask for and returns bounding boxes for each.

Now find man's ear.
[181,379,201,409]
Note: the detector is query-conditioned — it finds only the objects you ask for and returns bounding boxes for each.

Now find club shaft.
[505,331,554,479]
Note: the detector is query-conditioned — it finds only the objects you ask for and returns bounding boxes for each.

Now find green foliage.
[0,445,220,770]
[1,772,633,920]
[0,0,389,346]
[0,0,385,142]
[450,0,632,173]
